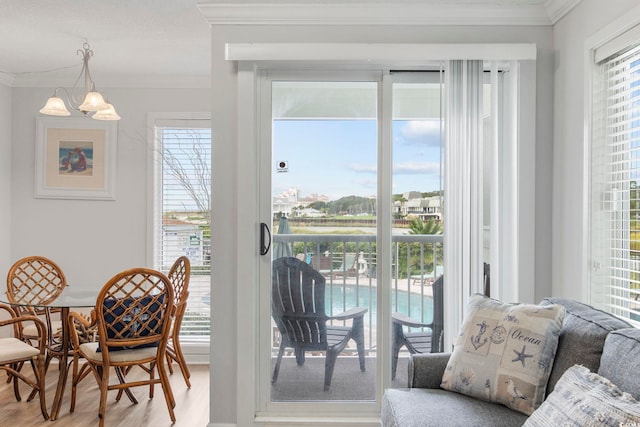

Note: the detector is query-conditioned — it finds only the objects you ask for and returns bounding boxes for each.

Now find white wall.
[206,23,554,426]
[552,0,639,299]
[0,83,12,327]
[0,83,10,279]
[9,87,209,290]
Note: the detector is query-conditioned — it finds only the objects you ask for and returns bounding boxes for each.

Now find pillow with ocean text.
[440,294,565,415]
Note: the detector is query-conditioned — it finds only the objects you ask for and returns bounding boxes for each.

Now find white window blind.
[153,119,211,338]
[591,39,640,322]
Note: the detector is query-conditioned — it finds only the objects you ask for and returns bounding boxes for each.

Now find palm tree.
[408,218,442,235]
[396,218,443,279]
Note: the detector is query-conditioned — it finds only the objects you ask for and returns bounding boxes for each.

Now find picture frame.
[35,117,117,200]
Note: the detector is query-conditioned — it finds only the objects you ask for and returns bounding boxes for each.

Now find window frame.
[147,112,212,353]
[586,15,640,322]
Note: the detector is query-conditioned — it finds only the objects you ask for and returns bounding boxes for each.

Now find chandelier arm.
[68,65,87,109]
[39,42,120,120]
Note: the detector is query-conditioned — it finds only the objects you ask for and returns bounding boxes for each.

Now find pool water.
[325,285,434,325]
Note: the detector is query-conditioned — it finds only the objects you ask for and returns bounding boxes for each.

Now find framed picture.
[35,117,117,200]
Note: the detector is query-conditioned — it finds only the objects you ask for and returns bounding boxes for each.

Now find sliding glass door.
[255,63,517,419]
[268,79,379,402]
[389,73,446,385]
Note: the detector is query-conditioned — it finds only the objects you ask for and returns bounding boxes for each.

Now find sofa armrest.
[408,352,451,389]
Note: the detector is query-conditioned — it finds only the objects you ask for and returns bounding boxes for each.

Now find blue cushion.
[97,294,165,352]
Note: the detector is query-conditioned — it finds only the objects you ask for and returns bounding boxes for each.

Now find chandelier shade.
[39,43,120,121]
[78,91,109,112]
[92,103,121,121]
[39,96,71,116]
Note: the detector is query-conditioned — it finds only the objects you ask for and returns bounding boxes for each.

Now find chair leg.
[324,348,339,391]
[157,360,176,423]
[172,338,192,388]
[295,348,306,366]
[71,356,95,412]
[98,366,109,427]
[353,317,366,372]
[149,362,156,399]
[391,322,405,380]
[12,364,21,402]
[114,367,138,404]
[166,352,174,374]
[34,355,49,420]
[271,342,286,384]
[70,354,79,412]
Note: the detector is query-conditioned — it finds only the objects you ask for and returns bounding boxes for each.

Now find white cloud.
[400,120,441,146]
[394,161,440,175]
[348,163,377,173]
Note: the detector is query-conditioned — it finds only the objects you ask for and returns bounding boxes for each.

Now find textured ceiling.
[0,0,210,87]
[0,0,571,88]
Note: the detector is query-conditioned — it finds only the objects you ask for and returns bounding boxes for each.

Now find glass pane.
[390,77,445,386]
[158,126,211,338]
[270,81,378,402]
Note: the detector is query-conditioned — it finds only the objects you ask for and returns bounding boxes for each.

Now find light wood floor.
[0,363,209,426]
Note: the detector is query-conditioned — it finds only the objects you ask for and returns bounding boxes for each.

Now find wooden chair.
[271,257,367,391]
[165,256,191,388]
[68,267,176,427]
[5,255,67,371]
[391,275,444,380]
[0,303,49,419]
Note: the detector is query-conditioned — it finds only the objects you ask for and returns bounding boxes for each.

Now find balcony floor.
[271,355,411,401]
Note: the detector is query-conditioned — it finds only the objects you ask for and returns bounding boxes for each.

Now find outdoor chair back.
[271,257,367,391]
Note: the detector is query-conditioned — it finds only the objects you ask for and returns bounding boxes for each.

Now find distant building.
[273,187,329,216]
[163,218,206,267]
[395,193,442,221]
[297,207,324,217]
[402,191,423,200]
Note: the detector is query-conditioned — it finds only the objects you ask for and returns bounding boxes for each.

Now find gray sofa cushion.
[408,353,451,389]
[541,298,631,393]
[598,328,640,400]
[382,388,528,427]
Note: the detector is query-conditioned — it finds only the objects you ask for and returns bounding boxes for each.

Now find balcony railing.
[272,233,444,352]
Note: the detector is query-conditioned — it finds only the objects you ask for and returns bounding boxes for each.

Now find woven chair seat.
[79,342,157,363]
[0,337,40,362]
[23,319,63,338]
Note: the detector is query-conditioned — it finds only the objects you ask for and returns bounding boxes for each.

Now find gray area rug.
[271,356,410,401]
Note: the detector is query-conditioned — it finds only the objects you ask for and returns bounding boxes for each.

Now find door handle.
[260,222,271,255]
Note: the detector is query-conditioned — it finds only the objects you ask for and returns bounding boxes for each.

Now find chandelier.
[39,43,120,121]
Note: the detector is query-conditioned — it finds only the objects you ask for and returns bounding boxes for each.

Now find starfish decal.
[512,345,533,367]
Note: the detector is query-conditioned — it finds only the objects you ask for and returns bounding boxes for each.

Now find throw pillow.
[97,294,165,352]
[440,294,565,415]
[524,365,640,427]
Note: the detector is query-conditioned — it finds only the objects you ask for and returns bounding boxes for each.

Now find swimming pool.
[325,284,434,326]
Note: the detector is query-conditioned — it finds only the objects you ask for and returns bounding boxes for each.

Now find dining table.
[1,288,97,421]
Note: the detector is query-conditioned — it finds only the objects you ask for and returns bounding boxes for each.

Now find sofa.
[382,298,640,427]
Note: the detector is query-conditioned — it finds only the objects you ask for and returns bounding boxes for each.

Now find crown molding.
[9,74,211,89]
[544,0,582,24]
[198,2,553,26]
[0,73,14,87]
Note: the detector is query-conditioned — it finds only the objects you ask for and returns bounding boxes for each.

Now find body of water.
[325,284,433,327]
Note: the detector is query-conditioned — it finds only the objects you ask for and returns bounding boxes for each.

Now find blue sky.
[273,119,442,201]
